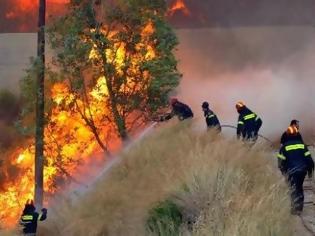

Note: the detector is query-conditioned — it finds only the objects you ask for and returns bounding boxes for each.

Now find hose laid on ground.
[220,124,275,147]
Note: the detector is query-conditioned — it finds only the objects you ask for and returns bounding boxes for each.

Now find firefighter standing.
[277,127,314,215]
[201,101,221,131]
[160,98,194,122]
[236,101,262,141]
[20,200,47,236]
[280,120,304,145]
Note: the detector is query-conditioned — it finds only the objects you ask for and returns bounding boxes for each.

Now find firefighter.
[201,101,221,131]
[277,127,314,215]
[236,101,262,141]
[159,98,194,122]
[20,200,47,236]
[280,120,304,145]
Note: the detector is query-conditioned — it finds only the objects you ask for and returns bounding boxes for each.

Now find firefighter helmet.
[287,125,298,136]
[202,101,209,109]
[290,119,300,129]
[170,97,178,106]
[236,101,245,110]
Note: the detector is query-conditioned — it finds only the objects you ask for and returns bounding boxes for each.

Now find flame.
[4,0,70,20]
[0,21,156,228]
[168,0,191,16]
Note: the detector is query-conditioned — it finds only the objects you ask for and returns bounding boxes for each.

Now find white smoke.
[175,27,315,142]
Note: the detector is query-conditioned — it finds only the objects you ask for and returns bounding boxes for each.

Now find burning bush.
[48,0,180,146]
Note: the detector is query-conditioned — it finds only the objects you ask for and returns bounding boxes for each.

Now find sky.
[1,0,315,32]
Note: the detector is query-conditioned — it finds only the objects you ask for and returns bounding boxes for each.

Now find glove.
[41,208,48,214]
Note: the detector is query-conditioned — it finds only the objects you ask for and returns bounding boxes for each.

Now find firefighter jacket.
[280,131,304,146]
[162,101,194,121]
[20,209,47,234]
[237,107,262,139]
[203,109,221,130]
[277,140,314,175]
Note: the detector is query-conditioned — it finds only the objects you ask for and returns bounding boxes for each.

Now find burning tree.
[49,0,180,146]
[0,0,180,228]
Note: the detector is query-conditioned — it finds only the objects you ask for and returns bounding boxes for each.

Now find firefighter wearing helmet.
[277,126,314,215]
[201,101,221,131]
[280,120,304,146]
[159,98,193,122]
[235,101,262,141]
[20,200,47,236]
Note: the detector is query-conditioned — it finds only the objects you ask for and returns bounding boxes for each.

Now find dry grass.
[3,122,293,235]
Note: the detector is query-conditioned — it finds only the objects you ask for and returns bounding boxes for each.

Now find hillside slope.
[8,123,295,235]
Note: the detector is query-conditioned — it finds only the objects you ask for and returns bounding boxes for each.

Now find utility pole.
[35,0,46,209]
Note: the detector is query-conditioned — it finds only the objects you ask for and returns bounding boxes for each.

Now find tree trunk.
[99,52,129,141]
[35,0,46,209]
[103,76,128,141]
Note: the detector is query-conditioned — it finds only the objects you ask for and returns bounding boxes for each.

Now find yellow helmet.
[286,125,298,136]
[236,101,245,110]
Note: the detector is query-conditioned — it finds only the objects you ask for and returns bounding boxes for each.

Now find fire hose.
[220,124,275,147]
[221,124,315,150]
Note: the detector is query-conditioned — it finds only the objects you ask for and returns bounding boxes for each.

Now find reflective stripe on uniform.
[305,151,311,156]
[244,113,256,120]
[22,215,33,221]
[238,121,244,125]
[277,153,286,160]
[285,144,305,151]
[255,116,260,121]
[207,114,215,119]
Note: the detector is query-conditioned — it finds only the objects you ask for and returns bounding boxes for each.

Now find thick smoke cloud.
[0,0,66,33]
[169,0,315,28]
[1,0,315,32]
[175,27,315,142]
[0,0,37,32]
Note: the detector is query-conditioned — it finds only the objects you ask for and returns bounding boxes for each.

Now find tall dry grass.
[3,122,294,235]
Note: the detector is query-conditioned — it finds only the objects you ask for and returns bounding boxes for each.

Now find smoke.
[0,33,36,93]
[0,0,36,32]
[0,0,68,33]
[175,27,315,142]
[168,0,315,28]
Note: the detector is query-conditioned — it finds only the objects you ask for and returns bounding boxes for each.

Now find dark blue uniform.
[20,204,47,235]
[237,107,262,140]
[203,109,221,131]
[280,131,304,146]
[162,101,193,121]
[278,141,314,213]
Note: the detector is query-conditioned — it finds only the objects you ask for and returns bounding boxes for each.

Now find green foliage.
[147,199,183,236]
[48,0,180,139]
[20,57,41,116]
[18,57,51,136]
[0,89,21,150]
[0,89,19,122]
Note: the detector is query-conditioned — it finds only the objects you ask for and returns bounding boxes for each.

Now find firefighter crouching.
[201,101,221,131]
[20,200,47,236]
[159,98,194,122]
[277,127,314,215]
[236,101,262,141]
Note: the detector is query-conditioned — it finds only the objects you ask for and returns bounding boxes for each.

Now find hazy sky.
[1,0,315,32]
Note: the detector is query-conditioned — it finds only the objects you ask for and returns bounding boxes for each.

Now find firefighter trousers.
[288,171,307,213]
